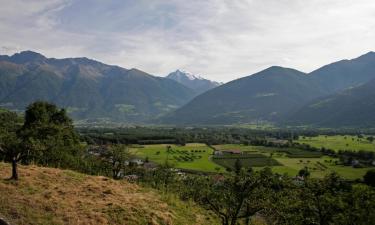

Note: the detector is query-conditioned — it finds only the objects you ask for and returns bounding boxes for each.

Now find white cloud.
[0,0,375,82]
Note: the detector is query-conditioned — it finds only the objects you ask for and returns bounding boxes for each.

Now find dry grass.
[0,163,217,225]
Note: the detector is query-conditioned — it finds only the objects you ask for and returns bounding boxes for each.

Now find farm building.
[223,150,242,154]
[267,138,289,145]
[214,150,223,155]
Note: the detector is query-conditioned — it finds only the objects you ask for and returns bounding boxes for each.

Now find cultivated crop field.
[296,135,375,152]
[130,143,224,173]
[213,144,373,179]
[212,154,281,169]
[132,143,373,179]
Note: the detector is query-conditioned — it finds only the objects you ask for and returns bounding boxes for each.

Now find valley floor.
[131,142,373,179]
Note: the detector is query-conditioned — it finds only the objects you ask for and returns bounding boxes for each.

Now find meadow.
[131,143,373,179]
[213,144,372,179]
[130,143,224,173]
[296,135,375,152]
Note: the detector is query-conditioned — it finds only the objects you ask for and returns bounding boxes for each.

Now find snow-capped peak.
[175,69,204,80]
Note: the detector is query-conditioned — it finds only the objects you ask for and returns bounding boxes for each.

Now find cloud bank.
[1,0,375,82]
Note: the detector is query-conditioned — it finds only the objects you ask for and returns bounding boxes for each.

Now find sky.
[1,0,375,82]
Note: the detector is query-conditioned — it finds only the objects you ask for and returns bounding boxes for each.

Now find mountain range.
[1,50,375,127]
[161,52,375,127]
[0,51,196,123]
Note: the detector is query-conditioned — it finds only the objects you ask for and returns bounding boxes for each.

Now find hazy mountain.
[166,69,221,95]
[161,52,375,126]
[161,66,324,125]
[308,51,375,94]
[0,51,196,123]
[3,50,375,126]
[287,78,375,127]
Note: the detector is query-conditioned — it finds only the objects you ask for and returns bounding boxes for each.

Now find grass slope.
[0,163,217,225]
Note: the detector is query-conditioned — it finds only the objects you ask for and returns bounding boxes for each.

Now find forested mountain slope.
[0,51,195,123]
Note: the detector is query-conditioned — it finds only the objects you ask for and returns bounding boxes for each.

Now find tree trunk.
[230,217,237,225]
[11,157,18,180]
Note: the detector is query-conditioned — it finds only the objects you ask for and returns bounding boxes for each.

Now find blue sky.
[1,0,375,82]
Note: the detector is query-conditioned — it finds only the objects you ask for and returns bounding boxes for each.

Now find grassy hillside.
[0,163,217,225]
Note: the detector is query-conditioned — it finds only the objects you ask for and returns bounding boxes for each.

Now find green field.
[213,144,373,179]
[130,143,224,173]
[213,155,281,169]
[132,143,373,179]
[269,157,370,179]
[213,144,322,158]
[296,135,375,152]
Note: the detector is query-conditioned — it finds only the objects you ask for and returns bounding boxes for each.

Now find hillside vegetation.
[0,163,217,225]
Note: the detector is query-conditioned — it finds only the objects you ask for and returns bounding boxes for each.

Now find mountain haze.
[288,78,375,127]
[308,51,375,94]
[161,52,375,126]
[2,51,375,127]
[0,51,196,123]
[161,67,324,124]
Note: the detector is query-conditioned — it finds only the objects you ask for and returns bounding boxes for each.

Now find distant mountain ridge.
[288,78,375,127]
[161,66,324,124]
[161,52,375,127]
[308,51,375,94]
[166,69,221,95]
[0,51,196,123]
[2,50,375,127]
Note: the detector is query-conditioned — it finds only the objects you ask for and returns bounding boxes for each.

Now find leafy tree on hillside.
[103,144,131,179]
[363,169,375,187]
[294,173,349,225]
[298,167,310,178]
[18,101,80,168]
[234,158,242,175]
[199,169,273,225]
[0,111,24,180]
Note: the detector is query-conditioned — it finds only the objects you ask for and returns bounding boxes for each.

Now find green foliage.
[298,167,310,177]
[0,110,24,179]
[363,169,375,187]
[103,145,131,179]
[19,101,81,169]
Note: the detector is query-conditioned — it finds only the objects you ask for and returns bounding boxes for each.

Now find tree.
[103,144,130,179]
[0,110,23,180]
[18,101,80,168]
[234,158,242,175]
[363,169,375,187]
[298,173,350,225]
[298,167,310,178]
[199,169,271,225]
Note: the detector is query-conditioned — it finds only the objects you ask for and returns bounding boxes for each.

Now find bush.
[363,169,375,187]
